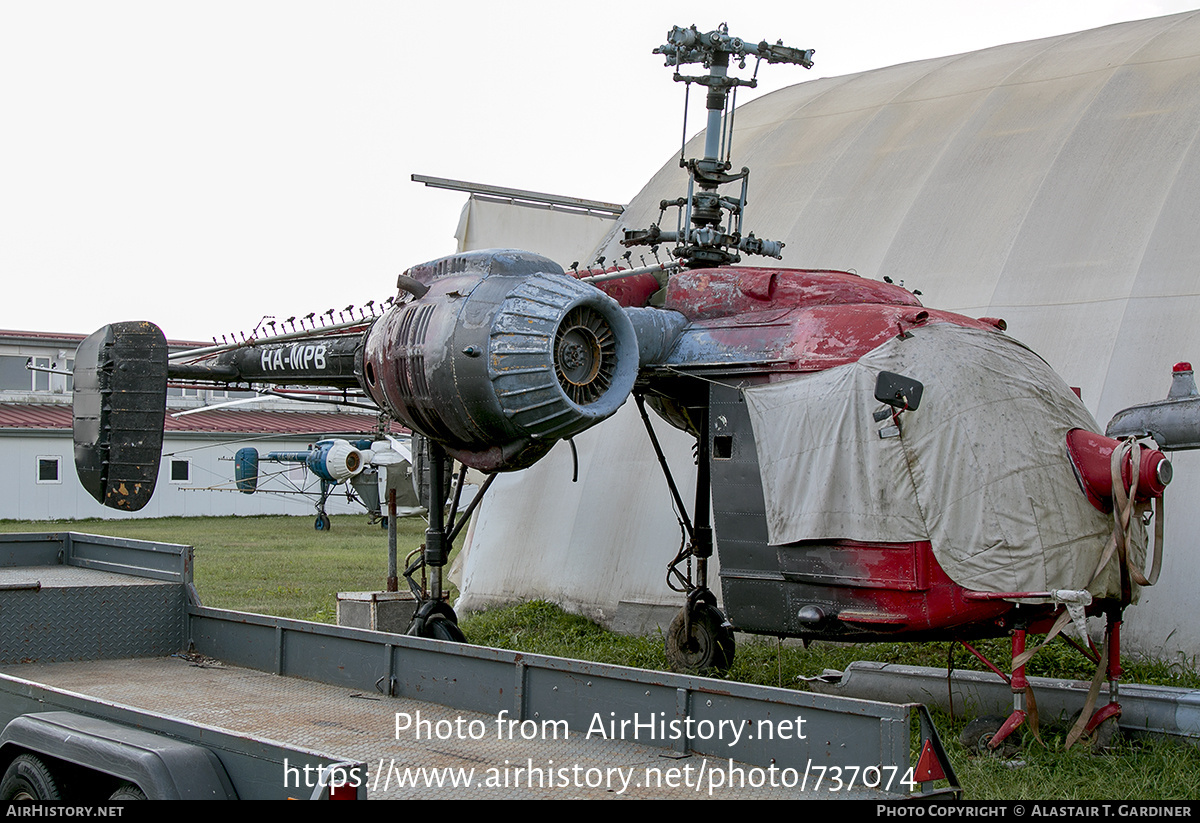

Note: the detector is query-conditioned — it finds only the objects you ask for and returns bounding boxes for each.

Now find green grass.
[462,601,1200,801]
[3,515,1199,799]
[0,514,445,622]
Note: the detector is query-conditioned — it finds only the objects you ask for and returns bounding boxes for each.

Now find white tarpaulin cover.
[744,322,1131,598]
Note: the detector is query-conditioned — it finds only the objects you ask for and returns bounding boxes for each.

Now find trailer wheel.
[109,783,146,800]
[665,604,735,674]
[0,754,62,801]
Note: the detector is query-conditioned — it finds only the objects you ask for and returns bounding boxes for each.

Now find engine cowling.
[1066,428,1171,512]
[362,250,639,471]
[300,439,366,482]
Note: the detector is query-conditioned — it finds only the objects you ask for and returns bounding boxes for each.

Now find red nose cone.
[1066,429,1170,513]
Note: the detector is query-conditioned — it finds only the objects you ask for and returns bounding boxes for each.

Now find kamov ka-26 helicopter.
[72,24,1172,754]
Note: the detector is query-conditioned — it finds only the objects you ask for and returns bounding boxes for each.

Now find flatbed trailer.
[0,532,958,800]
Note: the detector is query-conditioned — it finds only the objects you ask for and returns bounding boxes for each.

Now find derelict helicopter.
[71,24,1172,754]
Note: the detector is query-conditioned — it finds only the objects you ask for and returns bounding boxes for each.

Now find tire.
[1068,711,1121,754]
[109,783,146,800]
[314,513,331,531]
[960,715,1020,757]
[1084,717,1120,754]
[429,601,459,625]
[665,604,735,674]
[424,614,467,643]
[0,754,61,801]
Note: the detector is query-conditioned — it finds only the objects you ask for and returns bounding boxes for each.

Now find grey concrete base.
[336,590,417,634]
[610,600,679,636]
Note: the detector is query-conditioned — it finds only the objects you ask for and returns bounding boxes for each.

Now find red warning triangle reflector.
[914,739,946,782]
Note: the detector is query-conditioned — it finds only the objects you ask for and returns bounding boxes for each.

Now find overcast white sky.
[2,1,1197,341]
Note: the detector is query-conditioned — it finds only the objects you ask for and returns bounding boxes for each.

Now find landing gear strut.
[314,480,332,531]
[404,438,461,641]
[958,605,1126,756]
[401,437,497,643]
[639,396,736,674]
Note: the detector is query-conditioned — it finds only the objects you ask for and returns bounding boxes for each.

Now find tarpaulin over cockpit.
[744,322,1137,598]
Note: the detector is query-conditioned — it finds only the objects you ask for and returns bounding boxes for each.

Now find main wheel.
[665,604,735,674]
[423,614,467,643]
[0,754,61,801]
[314,513,331,531]
[428,601,459,625]
[960,715,1020,757]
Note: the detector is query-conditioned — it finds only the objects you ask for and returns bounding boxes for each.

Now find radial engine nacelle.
[360,250,641,471]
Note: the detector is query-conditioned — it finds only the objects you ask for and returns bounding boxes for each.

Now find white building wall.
[0,430,370,521]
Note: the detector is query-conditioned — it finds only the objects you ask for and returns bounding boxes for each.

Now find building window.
[32,357,50,392]
[36,456,61,484]
[170,459,191,484]
[52,358,74,394]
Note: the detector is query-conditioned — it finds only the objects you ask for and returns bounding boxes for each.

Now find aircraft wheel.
[665,603,735,674]
[314,513,331,531]
[1068,711,1121,754]
[428,601,460,625]
[423,614,467,643]
[0,754,62,801]
[1087,717,1120,754]
[960,715,1020,758]
[109,783,147,800]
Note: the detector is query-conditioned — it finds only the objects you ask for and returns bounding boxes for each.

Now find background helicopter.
[71,24,1171,752]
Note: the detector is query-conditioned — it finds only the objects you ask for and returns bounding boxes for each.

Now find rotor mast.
[622,24,813,268]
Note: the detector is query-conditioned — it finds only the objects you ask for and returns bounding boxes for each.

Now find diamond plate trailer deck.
[0,532,957,800]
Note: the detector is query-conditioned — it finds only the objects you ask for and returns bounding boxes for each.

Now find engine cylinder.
[362,250,639,471]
